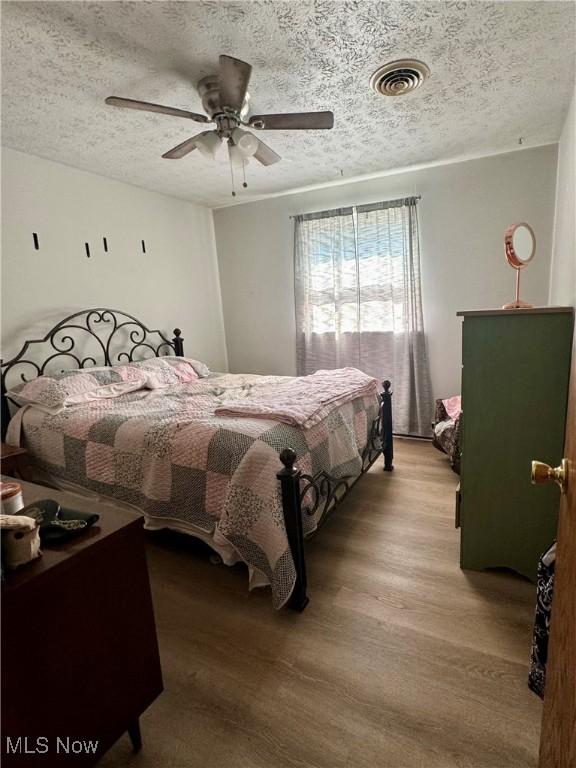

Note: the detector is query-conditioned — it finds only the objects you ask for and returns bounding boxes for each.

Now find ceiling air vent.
[370,59,430,96]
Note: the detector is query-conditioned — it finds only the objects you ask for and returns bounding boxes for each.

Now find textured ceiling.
[2,1,575,208]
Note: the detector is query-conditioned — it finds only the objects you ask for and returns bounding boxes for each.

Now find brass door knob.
[531,459,569,494]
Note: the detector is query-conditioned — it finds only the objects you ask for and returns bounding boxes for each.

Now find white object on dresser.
[0,481,24,515]
[0,514,41,568]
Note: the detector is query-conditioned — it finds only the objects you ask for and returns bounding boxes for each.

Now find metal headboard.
[1,308,184,439]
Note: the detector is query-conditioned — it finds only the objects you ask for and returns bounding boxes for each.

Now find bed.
[1,308,393,610]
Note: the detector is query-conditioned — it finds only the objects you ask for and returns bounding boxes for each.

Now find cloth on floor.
[432,397,461,474]
[528,541,556,699]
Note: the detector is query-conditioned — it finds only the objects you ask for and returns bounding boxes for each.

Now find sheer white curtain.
[294,197,433,436]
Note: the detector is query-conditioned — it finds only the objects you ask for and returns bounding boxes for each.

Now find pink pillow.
[126,357,199,389]
[442,395,462,420]
[8,366,146,413]
[8,357,200,413]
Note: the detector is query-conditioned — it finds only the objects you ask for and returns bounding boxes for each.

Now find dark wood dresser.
[1,478,163,766]
[1,443,31,479]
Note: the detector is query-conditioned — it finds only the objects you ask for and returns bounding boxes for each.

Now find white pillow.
[183,358,210,378]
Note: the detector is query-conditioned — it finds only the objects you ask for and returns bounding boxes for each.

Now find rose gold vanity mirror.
[503,222,535,309]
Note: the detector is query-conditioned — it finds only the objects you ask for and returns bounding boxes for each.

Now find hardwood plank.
[100,438,541,768]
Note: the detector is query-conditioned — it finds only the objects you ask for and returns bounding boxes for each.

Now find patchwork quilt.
[8,372,380,608]
[215,367,379,427]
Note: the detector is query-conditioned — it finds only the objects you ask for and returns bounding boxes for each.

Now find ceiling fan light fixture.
[107,54,334,179]
[232,128,259,157]
[195,131,222,159]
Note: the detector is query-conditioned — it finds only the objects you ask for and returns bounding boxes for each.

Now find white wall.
[214,145,558,401]
[1,147,228,370]
[549,91,576,306]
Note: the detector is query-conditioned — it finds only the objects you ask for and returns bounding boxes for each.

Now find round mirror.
[504,222,536,269]
[502,222,536,309]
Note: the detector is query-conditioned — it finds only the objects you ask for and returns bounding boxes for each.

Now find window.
[294,196,433,436]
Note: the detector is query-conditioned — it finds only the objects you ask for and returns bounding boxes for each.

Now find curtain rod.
[289,195,422,219]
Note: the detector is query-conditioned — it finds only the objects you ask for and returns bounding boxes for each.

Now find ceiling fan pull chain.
[242,161,248,189]
[229,150,236,197]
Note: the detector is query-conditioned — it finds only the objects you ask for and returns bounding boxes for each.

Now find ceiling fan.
[106,55,334,194]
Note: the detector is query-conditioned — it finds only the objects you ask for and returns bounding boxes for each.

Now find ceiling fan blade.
[105,96,209,123]
[248,111,334,130]
[219,55,252,112]
[253,139,281,166]
[161,133,208,159]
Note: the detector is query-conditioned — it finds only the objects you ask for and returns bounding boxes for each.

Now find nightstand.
[1,443,31,479]
[1,476,163,765]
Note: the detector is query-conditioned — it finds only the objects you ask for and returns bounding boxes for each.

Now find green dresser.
[457,307,574,582]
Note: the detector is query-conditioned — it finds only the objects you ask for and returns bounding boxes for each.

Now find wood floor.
[101,439,543,768]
